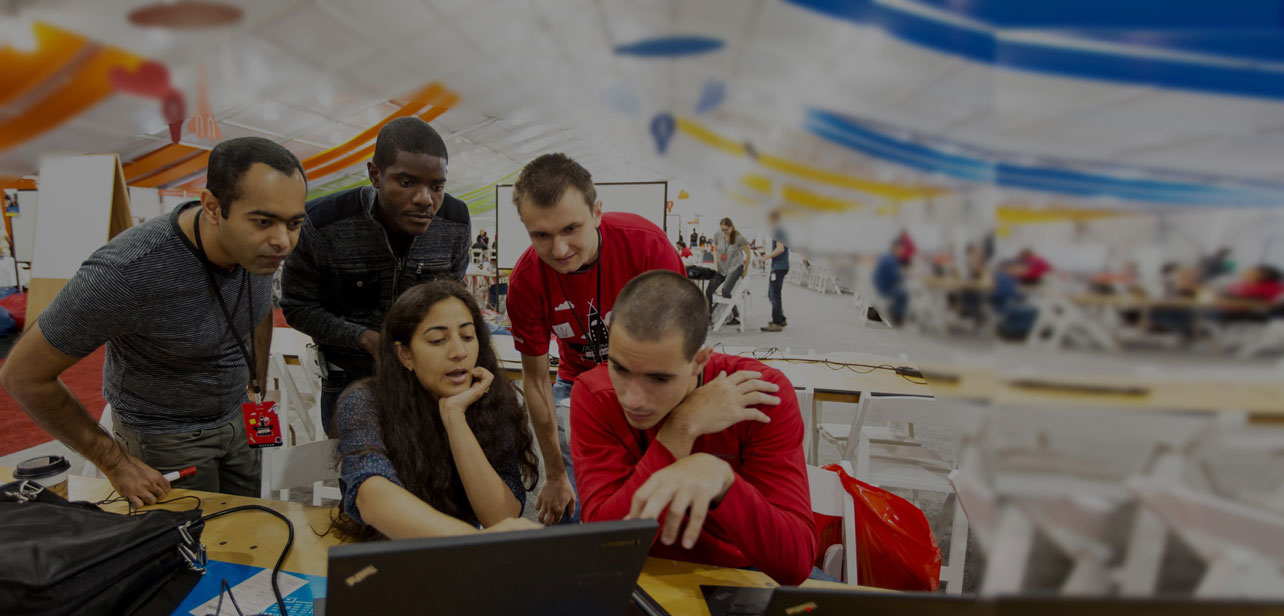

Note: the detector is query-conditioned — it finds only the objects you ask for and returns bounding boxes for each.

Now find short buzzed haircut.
[612,270,708,360]
[206,137,305,217]
[512,153,596,211]
[372,117,448,169]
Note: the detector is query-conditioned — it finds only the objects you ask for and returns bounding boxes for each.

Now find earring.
[407,366,414,372]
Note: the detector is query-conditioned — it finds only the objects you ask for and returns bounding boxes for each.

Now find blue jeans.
[551,377,581,524]
[767,268,787,325]
[706,265,744,319]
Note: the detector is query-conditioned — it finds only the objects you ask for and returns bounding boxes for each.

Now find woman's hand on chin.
[439,366,495,420]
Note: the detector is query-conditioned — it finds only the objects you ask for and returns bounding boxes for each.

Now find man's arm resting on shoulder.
[0,323,169,508]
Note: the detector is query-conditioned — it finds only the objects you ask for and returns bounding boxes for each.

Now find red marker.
[162,466,197,482]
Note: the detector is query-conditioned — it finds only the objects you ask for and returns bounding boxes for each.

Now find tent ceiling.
[2,0,1282,202]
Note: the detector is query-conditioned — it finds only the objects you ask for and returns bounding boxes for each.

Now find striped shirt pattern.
[38,202,271,434]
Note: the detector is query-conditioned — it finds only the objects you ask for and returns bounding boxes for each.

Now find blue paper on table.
[173,560,326,616]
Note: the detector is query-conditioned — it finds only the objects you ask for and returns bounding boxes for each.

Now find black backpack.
[0,480,205,616]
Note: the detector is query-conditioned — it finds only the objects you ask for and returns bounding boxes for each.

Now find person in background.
[1013,248,1052,286]
[1217,265,1284,324]
[1224,265,1284,303]
[699,234,708,249]
[897,229,916,265]
[571,271,816,585]
[872,238,909,325]
[762,209,790,332]
[476,229,490,251]
[677,239,693,260]
[1,137,307,504]
[331,281,539,540]
[706,217,750,326]
[690,230,699,248]
[505,153,685,525]
[991,259,1040,340]
[281,117,471,437]
[1199,247,1234,283]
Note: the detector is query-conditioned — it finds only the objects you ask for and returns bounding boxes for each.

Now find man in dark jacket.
[281,117,470,435]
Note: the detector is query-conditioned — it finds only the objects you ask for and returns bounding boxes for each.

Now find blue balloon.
[650,113,676,154]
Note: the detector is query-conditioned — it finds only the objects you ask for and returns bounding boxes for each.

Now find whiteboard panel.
[31,155,117,279]
[495,181,667,270]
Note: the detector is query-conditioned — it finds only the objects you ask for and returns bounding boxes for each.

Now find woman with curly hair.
[332,280,540,540]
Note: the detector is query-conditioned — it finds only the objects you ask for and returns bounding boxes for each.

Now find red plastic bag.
[823,463,942,591]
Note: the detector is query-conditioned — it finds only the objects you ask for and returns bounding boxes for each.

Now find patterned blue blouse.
[336,386,526,528]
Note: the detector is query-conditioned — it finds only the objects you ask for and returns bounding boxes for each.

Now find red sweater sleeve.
[570,380,676,522]
[704,379,816,586]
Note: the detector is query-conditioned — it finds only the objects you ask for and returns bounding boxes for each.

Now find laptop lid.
[326,519,657,616]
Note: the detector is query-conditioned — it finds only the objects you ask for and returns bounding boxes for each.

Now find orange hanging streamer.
[0,22,90,108]
[0,44,144,151]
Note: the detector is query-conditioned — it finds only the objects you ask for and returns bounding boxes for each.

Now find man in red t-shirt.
[506,154,684,525]
[570,271,816,585]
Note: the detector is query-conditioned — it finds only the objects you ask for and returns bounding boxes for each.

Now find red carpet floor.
[0,346,106,456]
[0,310,290,456]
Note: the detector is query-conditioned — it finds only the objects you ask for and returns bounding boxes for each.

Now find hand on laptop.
[481,517,542,534]
[625,453,734,550]
[657,370,778,458]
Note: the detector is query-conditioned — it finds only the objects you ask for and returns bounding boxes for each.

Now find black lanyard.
[192,211,260,400]
[555,229,605,364]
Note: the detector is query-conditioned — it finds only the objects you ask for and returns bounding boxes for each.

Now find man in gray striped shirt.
[0,137,307,506]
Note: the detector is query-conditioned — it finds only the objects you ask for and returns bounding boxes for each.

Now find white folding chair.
[260,438,342,505]
[1129,477,1284,599]
[1236,318,1284,358]
[711,270,752,333]
[853,267,895,329]
[808,462,860,584]
[840,396,983,594]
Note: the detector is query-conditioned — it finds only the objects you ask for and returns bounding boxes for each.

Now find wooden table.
[902,360,1284,419]
[4,468,861,614]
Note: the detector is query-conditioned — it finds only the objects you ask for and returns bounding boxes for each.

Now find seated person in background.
[677,239,693,260]
[1218,265,1284,323]
[1199,247,1234,283]
[571,271,816,586]
[332,281,540,540]
[873,238,909,325]
[897,229,916,265]
[1010,248,1052,286]
[991,260,1039,340]
[1224,265,1284,303]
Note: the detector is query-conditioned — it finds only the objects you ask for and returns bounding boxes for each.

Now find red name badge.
[242,401,283,448]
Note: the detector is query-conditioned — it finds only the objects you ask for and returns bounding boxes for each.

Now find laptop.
[324,519,658,616]
[703,585,988,616]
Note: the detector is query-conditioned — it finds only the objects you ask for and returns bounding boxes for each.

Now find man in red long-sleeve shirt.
[570,270,816,585]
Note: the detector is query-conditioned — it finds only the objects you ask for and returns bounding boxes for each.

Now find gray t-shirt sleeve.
[38,257,141,358]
